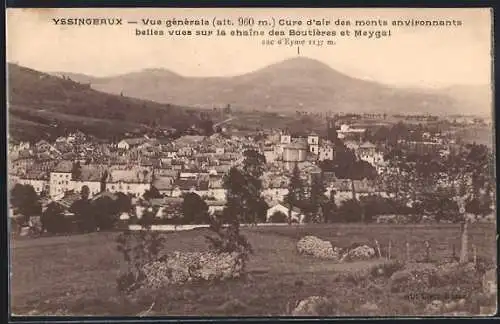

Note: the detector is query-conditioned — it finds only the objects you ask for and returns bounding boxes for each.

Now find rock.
[340,245,376,262]
[216,299,248,313]
[142,251,245,288]
[360,302,379,313]
[19,227,30,237]
[482,269,497,295]
[457,299,466,308]
[425,300,443,314]
[479,306,497,316]
[442,311,472,316]
[291,296,335,316]
[297,236,341,260]
[444,301,457,311]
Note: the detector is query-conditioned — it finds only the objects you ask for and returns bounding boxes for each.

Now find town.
[7,8,496,316]
[8,111,494,234]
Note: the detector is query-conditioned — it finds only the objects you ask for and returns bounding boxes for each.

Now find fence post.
[424,240,431,262]
[406,241,411,263]
[473,244,477,268]
[374,239,382,259]
[388,240,392,260]
[452,244,457,261]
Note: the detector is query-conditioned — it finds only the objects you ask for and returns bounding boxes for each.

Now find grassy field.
[10,223,496,316]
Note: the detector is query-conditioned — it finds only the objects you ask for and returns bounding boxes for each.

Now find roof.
[268,202,302,214]
[56,191,82,209]
[175,179,198,191]
[174,179,209,191]
[120,138,147,146]
[23,170,49,180]
[53,160,73,173]
[155,169,179,178]
[359,141,377,149]
[283,142,308,150]
[152,176,174,191]
[91,191,118,201]
[107,167,152,183]
[174,135,205,145]
[79,164,107,182]
[206,200,226,206]
[330,179,378,193]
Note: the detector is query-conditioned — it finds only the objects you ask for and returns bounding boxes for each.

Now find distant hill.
[436,85,493,118]
[51,57,491,116]
[8,63,203,142]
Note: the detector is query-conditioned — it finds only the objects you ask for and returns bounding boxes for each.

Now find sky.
[6,8,492,88]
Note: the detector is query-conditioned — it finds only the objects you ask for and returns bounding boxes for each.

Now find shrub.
[389,266,438,294]
[369,260,405,278]
[269,211,287,223]
[204,216,252,275]
[115,229,166,294]
[41,202,71,234]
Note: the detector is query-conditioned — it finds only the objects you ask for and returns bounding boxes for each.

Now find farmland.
[10,223,496,317]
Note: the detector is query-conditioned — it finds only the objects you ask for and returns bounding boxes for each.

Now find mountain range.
[52,57,492,117]
[7,63,203,142]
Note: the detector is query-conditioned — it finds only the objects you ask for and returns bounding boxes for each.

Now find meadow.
[10,223,496,317]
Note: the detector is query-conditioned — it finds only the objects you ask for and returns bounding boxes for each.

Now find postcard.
[6,7,496,317]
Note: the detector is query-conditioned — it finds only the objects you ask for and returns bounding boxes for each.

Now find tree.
[285,163,304,224]
[326,118,339,143]
[269,211,287,223]
[308,172,327,223]
[222,150,266,225]
[115,192,133,214]
[205,149,265,263]
[10,184,41,222]
[322,190,337,223]
[182,192,209,224]
[337,199,363,223]
[143,186,162,201]
[93,196,120,230]
[70,185,96,233]
[41,202,68,234]
[71,161,82,181]
[100,170,108,193]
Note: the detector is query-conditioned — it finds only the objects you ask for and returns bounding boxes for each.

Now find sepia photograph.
[6,7,497,317]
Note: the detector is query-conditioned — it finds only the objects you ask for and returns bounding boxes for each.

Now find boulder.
[441,311,472,316]
[443,301,458,311]
[424,300,443,314]
[19,227,31,237]
[142,251,244,288]
[360,302,379,313]
[479,306,497,316]
[291,296,335,316]
[482,269,497,296]
[340,245,376,262]
[297,236,341,260]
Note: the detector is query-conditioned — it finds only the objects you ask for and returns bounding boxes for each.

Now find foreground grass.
[10,224,496,316]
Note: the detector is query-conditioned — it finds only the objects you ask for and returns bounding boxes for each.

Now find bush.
[115,230,166,293]
[269,211,287,223]
[336,199,363,223]
[41,202,71,234]
[369,260,405,278]
[389,265,438,294]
